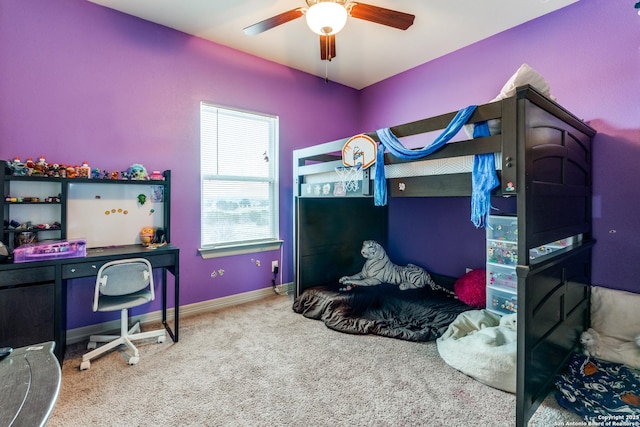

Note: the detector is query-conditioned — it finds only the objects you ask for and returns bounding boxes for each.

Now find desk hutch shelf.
[0,165,177,362]
[1,165,171,252]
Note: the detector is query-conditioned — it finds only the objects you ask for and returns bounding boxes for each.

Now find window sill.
[199,240,283,259]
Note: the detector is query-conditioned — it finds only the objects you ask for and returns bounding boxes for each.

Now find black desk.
[0,342,61,427]
[0,244,179,362]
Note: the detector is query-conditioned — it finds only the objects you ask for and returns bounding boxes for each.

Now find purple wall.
[0,0,360,328]
[360,0,640,291]
[1,0,638,330]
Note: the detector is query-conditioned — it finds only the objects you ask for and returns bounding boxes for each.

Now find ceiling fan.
[243,0,415,61]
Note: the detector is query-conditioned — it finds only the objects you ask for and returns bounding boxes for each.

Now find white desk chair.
[80,258,166,370]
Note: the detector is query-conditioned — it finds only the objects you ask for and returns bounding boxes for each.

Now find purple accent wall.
[1,0,638,330]
[0,0,360,328]
[361,0,640,291]
[386,197,516,277]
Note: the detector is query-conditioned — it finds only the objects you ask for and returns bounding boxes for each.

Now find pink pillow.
[454,269,486,308]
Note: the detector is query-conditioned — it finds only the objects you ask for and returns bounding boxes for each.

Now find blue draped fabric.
[471,122,499,228]
[374,106,499,228]
[373,142,389,206]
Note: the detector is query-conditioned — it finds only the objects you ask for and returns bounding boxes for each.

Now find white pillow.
[490,63,552,102]
[581,328,640,369]
[591,286,640,342]
[464,63,554,138]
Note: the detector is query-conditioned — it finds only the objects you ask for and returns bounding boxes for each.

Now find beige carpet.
[48,294,581,426]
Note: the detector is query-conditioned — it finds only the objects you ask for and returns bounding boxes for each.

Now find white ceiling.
[86,0,579,90]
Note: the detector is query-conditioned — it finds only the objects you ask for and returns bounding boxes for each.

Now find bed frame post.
[514,87,595,427]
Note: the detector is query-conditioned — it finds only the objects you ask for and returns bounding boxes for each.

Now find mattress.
[292,283,471,342]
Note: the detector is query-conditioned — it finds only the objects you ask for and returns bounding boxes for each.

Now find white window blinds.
[200,103,279,248]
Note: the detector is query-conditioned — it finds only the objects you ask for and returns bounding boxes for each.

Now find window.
[200,103,280,257]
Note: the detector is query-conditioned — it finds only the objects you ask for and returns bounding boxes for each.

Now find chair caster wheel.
[157,335,166,343]
[80,360,91,371]
[87,341,97,350]
[128,356,139,365]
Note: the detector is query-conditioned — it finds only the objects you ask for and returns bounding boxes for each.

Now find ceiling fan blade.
[319,34,336,61]
[243,8,306,36]
[348,3,415,30]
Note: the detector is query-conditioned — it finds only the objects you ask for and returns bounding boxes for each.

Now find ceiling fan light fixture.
[305,2,348,35]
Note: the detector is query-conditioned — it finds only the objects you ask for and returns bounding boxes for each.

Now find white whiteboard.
[67,183,165,248]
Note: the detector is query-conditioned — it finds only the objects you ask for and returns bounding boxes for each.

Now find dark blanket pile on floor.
[555,353,640,423]
[292,283,471,342]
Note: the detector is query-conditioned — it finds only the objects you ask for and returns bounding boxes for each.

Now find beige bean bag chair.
[436,309,517,393]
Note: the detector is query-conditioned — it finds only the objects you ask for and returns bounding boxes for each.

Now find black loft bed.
[292,85,596,427]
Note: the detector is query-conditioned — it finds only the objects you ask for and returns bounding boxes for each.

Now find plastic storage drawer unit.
[486,215,518,241]
[486,214,518,315]
[487,285,518,315]
[487,240,518,266]
[487,263,517,289]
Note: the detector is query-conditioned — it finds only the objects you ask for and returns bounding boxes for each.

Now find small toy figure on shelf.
[149,170,164,180]
[33,155,47,175]
[25,157,34,175]
[110,170,120,180]
[80,161,91,178]
[91,168,101,179]
[16,221,33,230]
[140,226,154,247]
[12,164,28,176]
[10,157,28,176]
[46,163,57,177]
[127,163,149,180]
[66,165,77,178]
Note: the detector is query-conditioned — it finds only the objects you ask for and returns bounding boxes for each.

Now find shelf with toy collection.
[2,171,66,254]
[1,157,171,258]
[0,158,175,362]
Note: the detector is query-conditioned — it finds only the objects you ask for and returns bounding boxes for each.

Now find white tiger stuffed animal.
[339,240,455,295]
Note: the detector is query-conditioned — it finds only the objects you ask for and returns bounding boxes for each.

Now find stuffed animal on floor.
[500,312,517,331]
[580,327,640,369]
[580,328,601,357]
[338,240,455,295]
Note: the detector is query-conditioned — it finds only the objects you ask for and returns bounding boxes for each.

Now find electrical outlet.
[272,260,278,273]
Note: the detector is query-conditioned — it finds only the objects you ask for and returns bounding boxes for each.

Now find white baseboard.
[66,282,294,345]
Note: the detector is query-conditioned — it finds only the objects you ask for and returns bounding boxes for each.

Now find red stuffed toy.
[454,269,486,308]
